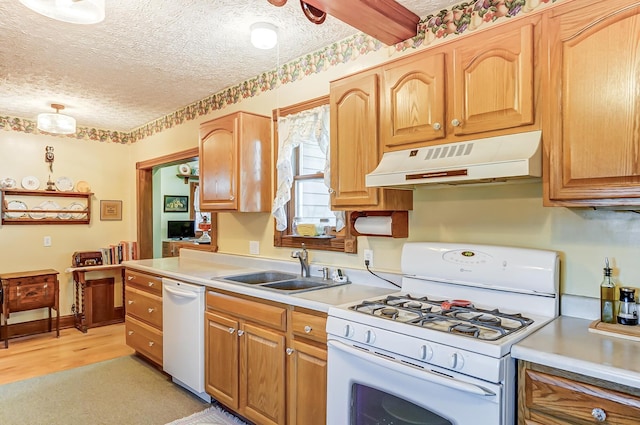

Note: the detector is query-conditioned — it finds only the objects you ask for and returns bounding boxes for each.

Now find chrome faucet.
[291,244,311,278]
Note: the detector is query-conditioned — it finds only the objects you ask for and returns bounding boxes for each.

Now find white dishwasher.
[162,278,211,402]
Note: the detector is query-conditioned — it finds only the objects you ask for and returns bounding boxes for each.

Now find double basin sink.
[217,270,349,294]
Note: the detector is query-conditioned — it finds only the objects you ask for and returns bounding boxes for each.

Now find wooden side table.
[66,264,125,333]
[0,269,60,348]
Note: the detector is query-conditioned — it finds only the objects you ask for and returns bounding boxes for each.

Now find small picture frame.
[164,195,189,213]
[100,200,122,221]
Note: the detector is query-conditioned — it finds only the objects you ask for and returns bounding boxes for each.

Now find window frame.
[272,95,356,253]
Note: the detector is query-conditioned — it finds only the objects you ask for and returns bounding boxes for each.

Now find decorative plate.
[29,206,45,219]
[178,164,191,175]
[39,201,61,219]
[21,175,40,190]
[75,180,91,193]
[1,177,17,189]
[58,206,72,220]
[5,200,27,218]
[55,176,74,192]
[69,202,87,219]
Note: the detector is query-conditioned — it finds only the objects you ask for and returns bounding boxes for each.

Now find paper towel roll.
[354,216,393,236]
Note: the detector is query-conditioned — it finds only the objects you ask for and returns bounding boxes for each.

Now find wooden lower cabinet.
[205,291,287,425]
[518,361,640,424]
[124,268,163,366]
[287,309,327,425]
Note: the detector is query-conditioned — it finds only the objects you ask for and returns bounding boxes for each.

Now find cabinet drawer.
[8,280,56,311]
[291,310,327,343]
[206,290,286,331]
[125,316,163,366]
[125,286,163,329]
[125,269,162,296]
[525,369,640,424]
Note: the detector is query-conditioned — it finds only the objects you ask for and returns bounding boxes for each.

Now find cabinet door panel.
[452,23,534,135]
[382,52,446,150]
[330,72,380,208]
[240,322,286,425]
[199,115,237,210]
[288,340,327,425]
[548,1,640,201]
[205,312,239,409]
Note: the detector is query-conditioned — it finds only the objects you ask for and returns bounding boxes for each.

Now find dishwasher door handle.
[164,286,199,299]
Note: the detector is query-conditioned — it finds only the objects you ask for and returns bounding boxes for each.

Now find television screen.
[167,220,195,239]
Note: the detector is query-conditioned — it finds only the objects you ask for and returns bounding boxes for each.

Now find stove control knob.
[343,324,354,338]
[365,329,376,344]
[450,352,465,370]
[420,344,434,361]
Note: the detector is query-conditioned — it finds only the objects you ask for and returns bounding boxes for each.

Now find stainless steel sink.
[221,271,298,285]
[262,279,329,291]
[218,271,349,294]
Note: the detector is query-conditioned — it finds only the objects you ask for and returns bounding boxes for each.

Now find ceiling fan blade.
[300,1,326,25]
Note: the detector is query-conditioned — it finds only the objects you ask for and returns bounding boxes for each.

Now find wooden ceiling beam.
[303,0,420,45]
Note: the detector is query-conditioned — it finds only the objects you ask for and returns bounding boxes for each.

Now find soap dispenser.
[600,258,617,324]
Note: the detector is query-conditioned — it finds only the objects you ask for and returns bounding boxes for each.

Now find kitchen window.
[272,96,355,253]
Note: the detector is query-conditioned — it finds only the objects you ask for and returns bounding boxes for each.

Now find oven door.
[327,339,505,425]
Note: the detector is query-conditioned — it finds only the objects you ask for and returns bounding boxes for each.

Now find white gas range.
[326,242,560,425]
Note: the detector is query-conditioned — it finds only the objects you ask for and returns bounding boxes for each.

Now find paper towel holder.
[350,211,408,238]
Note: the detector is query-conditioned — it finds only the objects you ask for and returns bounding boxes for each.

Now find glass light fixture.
[250,22,278,50]
[37,104,77,135]
[19,0,105,25]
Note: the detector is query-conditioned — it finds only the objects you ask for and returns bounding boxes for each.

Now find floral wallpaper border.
[0,0,558,144]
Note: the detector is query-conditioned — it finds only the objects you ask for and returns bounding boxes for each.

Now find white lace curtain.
[271,104,345,232]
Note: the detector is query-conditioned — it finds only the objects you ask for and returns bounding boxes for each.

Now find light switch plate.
[44,236,52,247]
[249,240,260,255]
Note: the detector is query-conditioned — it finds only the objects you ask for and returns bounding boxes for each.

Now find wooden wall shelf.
[1,189,92,225]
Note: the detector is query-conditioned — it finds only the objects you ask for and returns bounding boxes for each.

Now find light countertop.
[122,250,397,313]
[512,315,640,389]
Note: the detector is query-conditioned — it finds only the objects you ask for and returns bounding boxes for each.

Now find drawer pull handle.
[148,341,154,347]
[148,308,155,313]
[148,282,155,287]
[286,348,294,356]
[451,118,461,127]
[128,331,134,335]
[433,122,441,130]
[304,325,312,333]
[237,330,244,337]
[228,327,236,334]
[127,276,134,280]
[591,408,606,422]
[43,283,48,288]
[128,300,134,305]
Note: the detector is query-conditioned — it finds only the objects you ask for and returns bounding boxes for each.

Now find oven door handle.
[328,340,496,397]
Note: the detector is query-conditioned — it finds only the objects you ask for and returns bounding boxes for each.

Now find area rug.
[166,404,249,425]
[0,355,210,425]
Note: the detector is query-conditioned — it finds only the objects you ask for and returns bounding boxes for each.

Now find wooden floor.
[0,323,134,385]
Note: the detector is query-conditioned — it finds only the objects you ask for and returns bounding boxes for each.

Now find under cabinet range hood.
[366,130,542,188]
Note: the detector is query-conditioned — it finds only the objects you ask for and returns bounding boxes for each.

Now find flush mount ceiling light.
[250,22,278,50]
[37,104,77,135]
[19,0,105,25]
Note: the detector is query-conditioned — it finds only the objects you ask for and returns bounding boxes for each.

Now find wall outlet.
[364,249,374,266]
[249,240,260,255]
[44,236,52,247]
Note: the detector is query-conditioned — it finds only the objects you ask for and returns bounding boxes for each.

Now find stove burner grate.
[349,294,534,341]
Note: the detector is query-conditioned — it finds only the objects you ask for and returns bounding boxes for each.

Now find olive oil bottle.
[600,258,617,324]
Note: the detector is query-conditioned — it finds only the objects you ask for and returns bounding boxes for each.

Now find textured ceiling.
[0,0,460,132]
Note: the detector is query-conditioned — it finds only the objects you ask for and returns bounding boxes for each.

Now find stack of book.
[101,240,138,265]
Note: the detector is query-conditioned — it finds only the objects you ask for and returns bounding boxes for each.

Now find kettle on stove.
[617,287,638,326]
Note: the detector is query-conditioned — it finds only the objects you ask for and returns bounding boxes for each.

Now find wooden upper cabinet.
[199,112,271,212]
[545,0,640,205]
[450,19,535,136]
[381,52,446,150]
[330,70,412,210]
